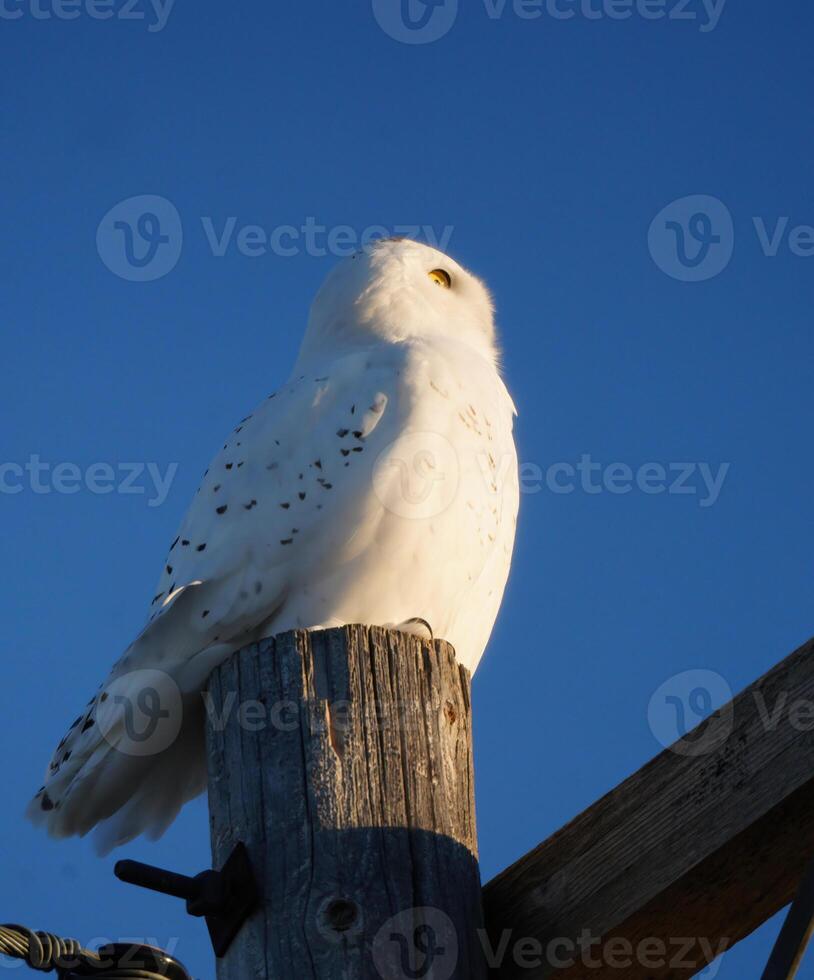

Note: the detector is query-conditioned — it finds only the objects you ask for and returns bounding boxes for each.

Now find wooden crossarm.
[483,637,814,979]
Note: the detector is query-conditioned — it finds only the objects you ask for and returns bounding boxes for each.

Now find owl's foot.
[394,617,434,641]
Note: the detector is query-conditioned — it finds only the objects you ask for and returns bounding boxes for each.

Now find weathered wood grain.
[482,636,814,979]
[206,625,486,979]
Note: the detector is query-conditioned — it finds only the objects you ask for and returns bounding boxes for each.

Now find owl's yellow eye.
[428,268,452,289]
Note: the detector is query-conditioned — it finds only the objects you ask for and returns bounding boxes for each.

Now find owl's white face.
[297,238,498,366]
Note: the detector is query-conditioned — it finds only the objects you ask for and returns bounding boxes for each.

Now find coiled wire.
[0,924,191,978]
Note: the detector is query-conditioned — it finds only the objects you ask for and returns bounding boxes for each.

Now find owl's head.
[298,238,498,365]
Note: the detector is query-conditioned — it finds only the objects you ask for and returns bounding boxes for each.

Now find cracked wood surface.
[207,625,486,979]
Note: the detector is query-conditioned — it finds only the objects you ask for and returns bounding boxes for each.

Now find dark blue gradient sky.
[1,1,812,976]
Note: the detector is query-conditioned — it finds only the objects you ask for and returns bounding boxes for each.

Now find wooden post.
[205,625,487,979]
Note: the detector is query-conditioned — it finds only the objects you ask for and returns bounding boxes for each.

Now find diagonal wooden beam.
[482,637,814,979]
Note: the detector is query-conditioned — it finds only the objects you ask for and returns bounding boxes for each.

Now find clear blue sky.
[2,1,813,976]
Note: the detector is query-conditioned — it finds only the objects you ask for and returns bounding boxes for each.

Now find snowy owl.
[28,238,519,852]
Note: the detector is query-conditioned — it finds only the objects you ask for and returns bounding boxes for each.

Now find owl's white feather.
[27,238,519,852]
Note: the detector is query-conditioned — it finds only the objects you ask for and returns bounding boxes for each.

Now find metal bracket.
[114,842,258,958]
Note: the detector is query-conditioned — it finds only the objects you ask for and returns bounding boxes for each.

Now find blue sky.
[1,0,813,976]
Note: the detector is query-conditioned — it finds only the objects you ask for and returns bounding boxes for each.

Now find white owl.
[28,238,519,852]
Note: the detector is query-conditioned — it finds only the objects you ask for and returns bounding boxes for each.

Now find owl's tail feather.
[26,693,208,854]
[26,581,240,852]
[93,699,208,855]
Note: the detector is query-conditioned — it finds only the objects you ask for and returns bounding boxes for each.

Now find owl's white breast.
[271,337,519,673]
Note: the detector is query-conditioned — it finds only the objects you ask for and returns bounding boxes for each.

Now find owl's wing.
[28,347,399,846]
[136,348,398,674]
